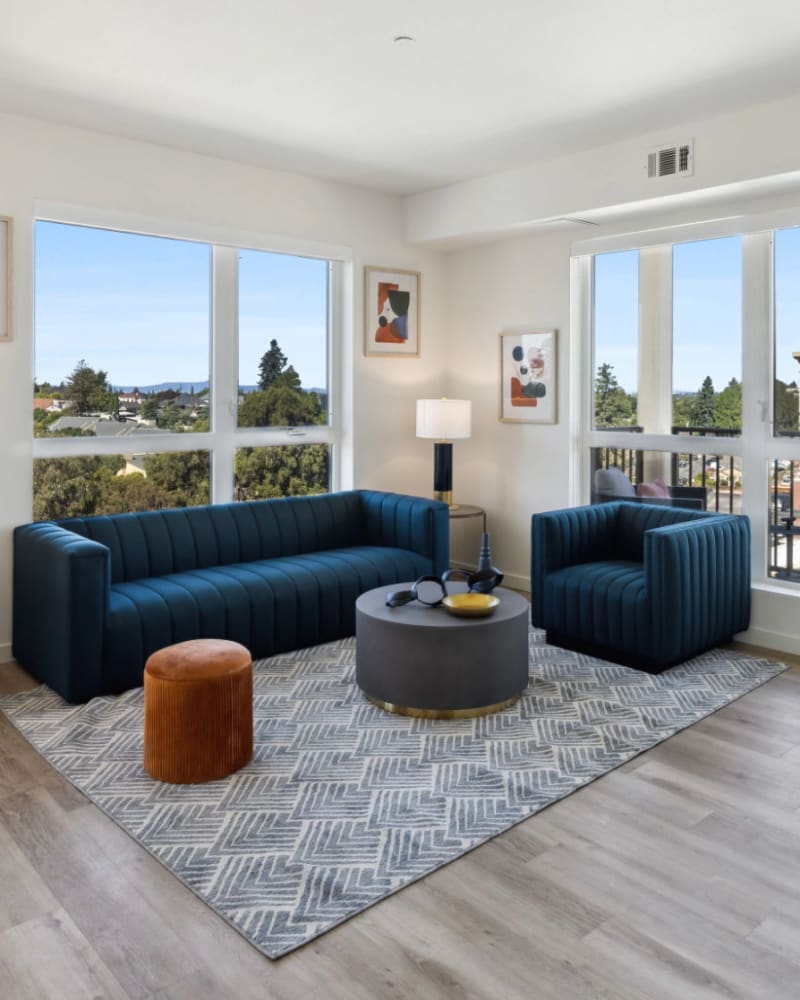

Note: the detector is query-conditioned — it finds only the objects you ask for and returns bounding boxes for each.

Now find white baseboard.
[0,642,12,665]
[498,572,530,593]
[734,626,799,659]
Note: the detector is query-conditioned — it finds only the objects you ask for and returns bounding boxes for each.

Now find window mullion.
[638,246,673,484]
[741,231,774,582]
[210,245,238,504]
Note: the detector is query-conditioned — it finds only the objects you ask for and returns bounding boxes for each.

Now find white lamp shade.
[416,398,471,440]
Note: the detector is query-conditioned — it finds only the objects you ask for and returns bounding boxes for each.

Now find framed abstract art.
[364,266,420,357]
[499,329,557,424]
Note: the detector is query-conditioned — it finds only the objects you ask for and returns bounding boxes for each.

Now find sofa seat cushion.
[543,560,651,657]
[104,545,431,695]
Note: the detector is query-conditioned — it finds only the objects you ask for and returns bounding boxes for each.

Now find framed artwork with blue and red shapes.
[364,266,420,357]
[499,329,557,423]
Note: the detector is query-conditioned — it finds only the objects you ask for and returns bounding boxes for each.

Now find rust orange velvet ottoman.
[143,638,253,783]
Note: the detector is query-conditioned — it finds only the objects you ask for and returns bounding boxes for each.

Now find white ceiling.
[3,0,800,196]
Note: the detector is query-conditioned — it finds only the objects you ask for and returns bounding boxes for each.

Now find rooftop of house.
[48,416,167,437]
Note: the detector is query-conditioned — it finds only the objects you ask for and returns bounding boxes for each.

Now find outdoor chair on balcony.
[593,466,707,510]
[530,501,750,672]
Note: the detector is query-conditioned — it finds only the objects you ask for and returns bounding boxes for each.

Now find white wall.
[419,91,800,653]
[4,103,800,662]
[444,209,800,652]
[444,232,573,587]
[0,112,448,660]
[404,92,800,246]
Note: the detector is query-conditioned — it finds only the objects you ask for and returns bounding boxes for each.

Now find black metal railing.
[769,459,800,582]
[668,426,741,516]
[591,428,800,580]
[592,427,644,484]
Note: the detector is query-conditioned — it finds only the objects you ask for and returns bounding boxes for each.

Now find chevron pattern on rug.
[0,631,786,958]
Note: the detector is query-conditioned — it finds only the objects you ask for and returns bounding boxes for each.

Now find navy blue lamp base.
[433,442,456,508]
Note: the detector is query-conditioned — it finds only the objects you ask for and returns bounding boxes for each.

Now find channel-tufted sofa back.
[61,492,364,584]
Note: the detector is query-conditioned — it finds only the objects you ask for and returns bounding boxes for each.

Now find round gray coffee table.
[355,584,529,718]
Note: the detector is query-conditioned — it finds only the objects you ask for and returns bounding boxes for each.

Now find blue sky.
[594,230,800,393]
[775,227,800,385]
[34,222,328,390]
[35,221,800,395]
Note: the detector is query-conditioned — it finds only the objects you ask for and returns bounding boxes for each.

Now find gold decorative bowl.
[442,593,500,618]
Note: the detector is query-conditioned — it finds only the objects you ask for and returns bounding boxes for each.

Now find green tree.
[65,360,118,416]
[140,399,160,421]
[775,379,800,435]
[594,363,635,427]
[143,450,210,507]
[157,402,184,431]
[672,392,695,429]
[257,339,288,391]
[235,445,329,500]
[689,375,716,428]
[713,377,742,430]
[273,365,301,391]
[32,455,124,521]
[32,409,60,435]
[94,474,174,515]
[239,383,322,428]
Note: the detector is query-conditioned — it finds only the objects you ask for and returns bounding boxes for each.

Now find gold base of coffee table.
[365,694,519,719]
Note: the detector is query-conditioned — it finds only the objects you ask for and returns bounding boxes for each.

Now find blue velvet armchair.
[530,502,751,672]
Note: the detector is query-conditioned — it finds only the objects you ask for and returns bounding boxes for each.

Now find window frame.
[31,204,349,507]
[575,217,800,592]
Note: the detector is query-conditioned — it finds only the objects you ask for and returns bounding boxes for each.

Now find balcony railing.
[769,459,800,582]
[669,426,741,516]
[591,428,800,582]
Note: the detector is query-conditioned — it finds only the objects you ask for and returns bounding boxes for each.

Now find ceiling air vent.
[647,140,694,179]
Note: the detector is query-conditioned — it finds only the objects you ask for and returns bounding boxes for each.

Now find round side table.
[448,504,487,533]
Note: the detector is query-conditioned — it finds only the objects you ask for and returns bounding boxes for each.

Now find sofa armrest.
[13,523,111,703]
[356,491,450,576]
[530,504,620,626]
[645,514,751,663]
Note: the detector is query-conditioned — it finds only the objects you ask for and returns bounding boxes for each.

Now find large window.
[592,250,639,429]
[672,236,742,435]
[582,222,800,589]
[234,445,330,500]
[774,227,800,437]
[33,218,342,521]
[34,222,211,438]
[33,451,210,521]
[238,249,328,429]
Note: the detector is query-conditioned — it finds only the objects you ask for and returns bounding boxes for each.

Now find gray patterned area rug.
[0,631,787,959]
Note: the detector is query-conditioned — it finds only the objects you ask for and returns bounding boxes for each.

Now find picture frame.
[499,329,557,424]
[0,216,11,343]
[364,266,420,357]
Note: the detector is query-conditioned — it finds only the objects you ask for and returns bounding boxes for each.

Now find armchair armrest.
[593,489,705,510]
[668,486,707,510]
[13,522,111,703]
[356,491,450,577]
[645,514,750,664]
[530,503,620,626]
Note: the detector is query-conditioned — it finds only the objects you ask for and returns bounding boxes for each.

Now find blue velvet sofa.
[530,501,751,672]
[13,490,449,703]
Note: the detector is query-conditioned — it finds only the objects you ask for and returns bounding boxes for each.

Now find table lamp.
[416,398,471,508]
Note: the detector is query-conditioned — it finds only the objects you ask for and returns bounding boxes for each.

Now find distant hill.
[111,381,325,396]
[112,381,211,394]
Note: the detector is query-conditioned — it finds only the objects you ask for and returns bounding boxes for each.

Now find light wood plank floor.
[0,643,798,1000]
